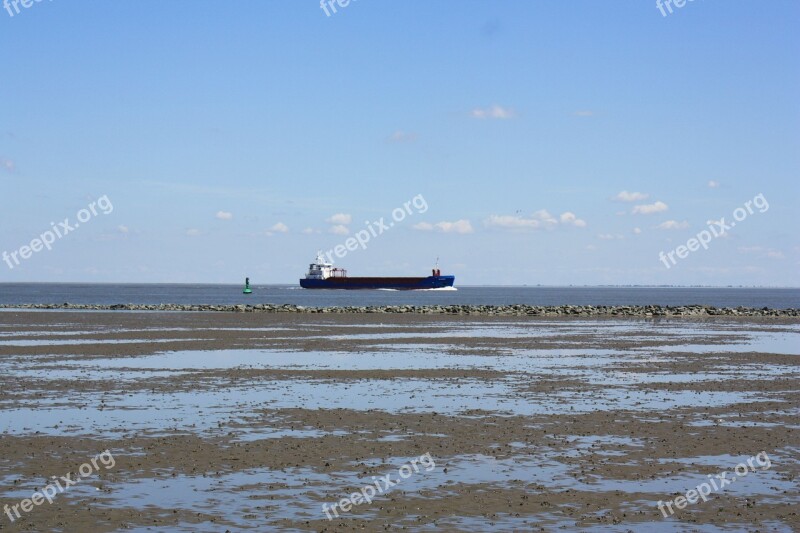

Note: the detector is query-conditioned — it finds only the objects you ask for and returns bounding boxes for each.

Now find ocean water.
[0,284,797,308]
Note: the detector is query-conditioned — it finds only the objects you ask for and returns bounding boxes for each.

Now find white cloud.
[573,110,594,117]
[470,104,515,120]
[485,210,586,231]
[632,201,668,215]
[738,246,784,259]
[117,225,129,234]
[388,130,418,143]
[0,158,14,173]
[269,222,289,233]
[532,210,558,227]
[485,215,543,230]
[215,211,233,220]
[738,246,763,254]
[329,225,349,235]
[301,227,316,234]
[559,211,587,227]
[656,220,689,230]
[414,220,474,234]
[186,228,202,236]
[613,190,649,202]
[633,227,642,234]
[435,220,474,234]
[326,213,352,225]
[597,233,623,240]
[708,180,720,188]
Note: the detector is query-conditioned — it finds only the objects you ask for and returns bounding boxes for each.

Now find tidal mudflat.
[0,311,797,531]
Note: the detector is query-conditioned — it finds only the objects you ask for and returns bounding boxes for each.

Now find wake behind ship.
[299,253,455,290]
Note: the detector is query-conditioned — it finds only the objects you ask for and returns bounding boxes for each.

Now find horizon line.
[0,282,798,289]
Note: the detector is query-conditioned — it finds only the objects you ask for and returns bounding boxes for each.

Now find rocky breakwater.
[0,303,798,317]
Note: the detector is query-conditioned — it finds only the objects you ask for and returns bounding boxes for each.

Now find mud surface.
[0,311,798,531]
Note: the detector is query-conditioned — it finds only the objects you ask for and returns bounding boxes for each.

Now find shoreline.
[0,302,797,317]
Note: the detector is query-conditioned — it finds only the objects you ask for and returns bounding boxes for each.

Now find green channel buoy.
[243,277,252,294]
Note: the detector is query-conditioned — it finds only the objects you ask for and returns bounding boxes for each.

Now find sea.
[0,284,797,309]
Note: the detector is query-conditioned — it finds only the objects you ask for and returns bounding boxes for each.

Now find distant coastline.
[0,282,798,289]
[1,285,797,309]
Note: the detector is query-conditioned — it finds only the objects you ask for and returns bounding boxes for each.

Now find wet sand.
[0,311,798,531]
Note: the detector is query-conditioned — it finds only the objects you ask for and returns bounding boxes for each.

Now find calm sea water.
[0,284,797,308]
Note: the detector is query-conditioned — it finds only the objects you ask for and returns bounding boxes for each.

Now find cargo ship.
[299,253,455,290]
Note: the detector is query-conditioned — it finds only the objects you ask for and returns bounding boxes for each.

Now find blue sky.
[1,1,798,285]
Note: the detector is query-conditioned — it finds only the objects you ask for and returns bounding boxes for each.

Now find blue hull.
[300,275,455,290]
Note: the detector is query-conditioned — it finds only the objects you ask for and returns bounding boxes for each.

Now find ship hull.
[300,275,455,290]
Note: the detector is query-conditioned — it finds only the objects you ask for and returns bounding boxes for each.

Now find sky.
[1,1,798,286]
